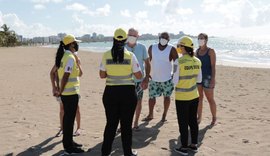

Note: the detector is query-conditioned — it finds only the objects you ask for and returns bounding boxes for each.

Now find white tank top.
[151,43,173,82]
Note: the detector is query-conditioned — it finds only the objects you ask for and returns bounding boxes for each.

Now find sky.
[0,0,270,39]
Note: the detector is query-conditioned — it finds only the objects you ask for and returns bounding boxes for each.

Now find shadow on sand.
[83,121,165,156]
[4,136,62,156]
[169,124,212,156]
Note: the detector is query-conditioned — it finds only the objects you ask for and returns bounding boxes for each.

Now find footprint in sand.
[242,139,249,143]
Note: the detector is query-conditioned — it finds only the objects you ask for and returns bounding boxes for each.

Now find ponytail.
[55,41,66,68]
[184,47,194,57]
[111,38,125,63]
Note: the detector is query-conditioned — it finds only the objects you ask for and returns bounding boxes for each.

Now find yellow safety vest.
[102,50,134,86]
[175,55,201,101]
[58,51,80,95]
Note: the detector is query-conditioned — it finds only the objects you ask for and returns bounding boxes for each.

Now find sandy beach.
[0,47,270,156]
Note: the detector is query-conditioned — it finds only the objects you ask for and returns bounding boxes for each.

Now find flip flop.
[56,129,63,137]
[142,116,153,122]
[133,126,140,132]
[73,129,81,136]
[161,118,167,122]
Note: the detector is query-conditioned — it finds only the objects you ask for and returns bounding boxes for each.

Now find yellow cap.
[63,34,81,45]
[114,28,127,41]
[178,36,194,49]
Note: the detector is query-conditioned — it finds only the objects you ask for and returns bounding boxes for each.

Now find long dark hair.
[111,38,126,63]
[55,41,69,68]
[184,46,194,57]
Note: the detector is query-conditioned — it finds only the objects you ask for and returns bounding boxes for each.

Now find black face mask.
[74,43,79,52]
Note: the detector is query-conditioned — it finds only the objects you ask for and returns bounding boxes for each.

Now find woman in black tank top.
[196,33,217,126]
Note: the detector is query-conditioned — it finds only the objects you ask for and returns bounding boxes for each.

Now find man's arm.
[170,47,179,74]
[148,45,152,61]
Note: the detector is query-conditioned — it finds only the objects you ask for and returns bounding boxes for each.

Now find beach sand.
[0,47,270,156]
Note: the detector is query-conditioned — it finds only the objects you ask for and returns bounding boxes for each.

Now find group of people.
[50,28,217,156]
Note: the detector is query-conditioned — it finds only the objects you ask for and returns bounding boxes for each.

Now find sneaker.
[73,141,83,148]
[64,147,84,154]
[188,145,198,153]
[174,147,188,155]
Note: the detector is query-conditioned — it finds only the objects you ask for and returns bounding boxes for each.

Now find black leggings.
[61,94,79,150]
[101,85,137,156]
[175,98,199,147]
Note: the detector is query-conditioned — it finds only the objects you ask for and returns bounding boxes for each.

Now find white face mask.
[159,38,168,46]
[74,52,78,55]
[198,39,206,46]
[127,36,137,45]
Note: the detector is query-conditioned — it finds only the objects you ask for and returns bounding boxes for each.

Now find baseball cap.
[178,36,194,49]
[114,28,127,41]
[63,34,81,45]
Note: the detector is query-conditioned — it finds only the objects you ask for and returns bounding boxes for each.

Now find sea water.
[46,37,270,68]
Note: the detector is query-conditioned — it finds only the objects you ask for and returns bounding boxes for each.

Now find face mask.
[198,39,205,47]
[176,47,182,54]
[159,38,168,46]
[127,36,137,45]
[74,43,79,51]
[74,52,78,55]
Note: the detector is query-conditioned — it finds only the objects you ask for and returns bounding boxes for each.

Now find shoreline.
[43,46,270,69]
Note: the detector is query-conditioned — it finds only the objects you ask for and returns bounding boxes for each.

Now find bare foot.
[210,117,217,126]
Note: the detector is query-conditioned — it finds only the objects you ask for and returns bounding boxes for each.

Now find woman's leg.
[189,98,199,145]
[175,100,189,148]
[197,85,204,124]
[75,105,81,130]
[120,86,137,156]
[204,89,217,125]
[101,87,120,156]
[60,102,64,130]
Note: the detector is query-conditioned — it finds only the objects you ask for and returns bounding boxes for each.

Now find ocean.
[45,37,270,68]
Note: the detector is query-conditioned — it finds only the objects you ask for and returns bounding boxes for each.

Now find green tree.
[0,24,18,47]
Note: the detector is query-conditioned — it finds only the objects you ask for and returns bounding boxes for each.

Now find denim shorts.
[197,75,212,88]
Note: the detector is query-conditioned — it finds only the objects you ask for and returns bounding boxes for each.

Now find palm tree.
[0,24,18,47]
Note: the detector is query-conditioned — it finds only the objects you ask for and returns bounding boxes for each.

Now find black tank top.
[196,48,212,76]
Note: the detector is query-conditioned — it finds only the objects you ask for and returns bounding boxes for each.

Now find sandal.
[211,117,217,126]
[55,129,63,137]
[73,129,81,136]
[141,116,153,122]
[133,126,140,132]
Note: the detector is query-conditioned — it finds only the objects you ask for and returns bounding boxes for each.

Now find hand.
[209,79,215,88]
[52,87,60,97]
[141,76,149,90]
